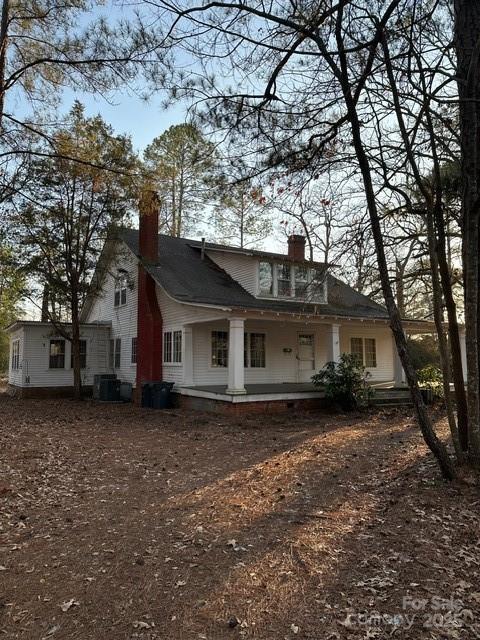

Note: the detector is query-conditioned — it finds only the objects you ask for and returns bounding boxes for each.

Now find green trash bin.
[151,382,175,409]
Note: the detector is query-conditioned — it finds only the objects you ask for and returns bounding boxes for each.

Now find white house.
[7,198,446,410]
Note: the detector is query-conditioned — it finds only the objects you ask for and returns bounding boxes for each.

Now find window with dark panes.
[211,331,228,367]
[258,261,273,295]
[163,331,172,363]
[294,265,309,298]
[277,263,291,296]
[350,337,364,365]
[131,337,137,364]
[49,339,65,369]
[114,274,127,307]
[11,340,20,370]
[173,330,182,363]
[364,338,377,367]
[249,333,265,368]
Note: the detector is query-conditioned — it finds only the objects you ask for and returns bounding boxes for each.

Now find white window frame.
[256,261,327,303]
[350,337,377,368]
[131,337,137,365]
[244,332,266,368]
[49,338,66,369]
[211,330,228,368]
[114,273,128,307]
[110,338,121,369]
[11,339,20,370]
[163,330,182,365]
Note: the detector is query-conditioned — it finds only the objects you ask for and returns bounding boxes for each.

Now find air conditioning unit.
[99,378,121,402]
[93,374,117,400]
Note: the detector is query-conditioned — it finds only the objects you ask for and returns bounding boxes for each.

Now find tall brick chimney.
[288,234,306,261]
[136,189,162,401]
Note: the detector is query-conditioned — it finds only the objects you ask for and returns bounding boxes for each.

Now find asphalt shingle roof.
[119,229,390,320]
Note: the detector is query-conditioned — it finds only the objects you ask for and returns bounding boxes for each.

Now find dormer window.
[277,264,292,296]
[114,273,127,307]
[257,261,327,303]
[258,261,273,295]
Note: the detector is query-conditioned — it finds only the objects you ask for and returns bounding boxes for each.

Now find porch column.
[392,335,406,386]
[227,317,246,394]
[459,328,467,382]
[183,326,194,386]
[326,324,340,363]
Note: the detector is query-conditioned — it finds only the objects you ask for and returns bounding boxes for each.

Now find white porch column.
[227,317,246,394]
[183,326,194,386]
[392,335,406,386]
[326,324,340,363]
[459,329,468,382]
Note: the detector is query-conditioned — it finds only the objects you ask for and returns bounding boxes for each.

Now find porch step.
[372,390,412,407]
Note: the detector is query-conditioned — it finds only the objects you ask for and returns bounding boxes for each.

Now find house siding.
[8,324,111,388]
[8,327,24,386]
[190,320,331,387]
[206,251,258,295]
[340,325,394,382]
[86,244,138,384]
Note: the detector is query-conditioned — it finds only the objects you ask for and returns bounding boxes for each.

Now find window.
[365,338,377,368]
[163,331,172,363]
[211,331,228,367]
[277,263,291,296]
[114,273,127,307]
[244,332,266,368]
[164,330,182,364]
[110,338,121,369]
[350,337,377,368]
[257,261,327,302]
[11,340,20,370]
[49,339,65,369]
[294,265,309,298]
[173,330,182,363]
[131,337,137,364]
[70,340,87,369]
[258,261,273,295]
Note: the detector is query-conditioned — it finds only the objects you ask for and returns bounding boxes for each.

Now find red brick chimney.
[136,190,162,401]
[288,234,306,261]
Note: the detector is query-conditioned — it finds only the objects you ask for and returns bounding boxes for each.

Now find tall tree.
[15,102,137,398]
[454,0,480,462]
[213,180,272,248]
[0,242,24,371]
[151,0,465,477]
[143,123,217,237]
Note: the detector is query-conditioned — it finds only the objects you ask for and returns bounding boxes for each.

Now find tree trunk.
[433,199,468,451]
[426,208,463,460]
[0,0,9,129]
[338,67,455,478]
[41,284,50,322]
[454,0,480,462]
[395,259,406,317]
[71,295,82,400]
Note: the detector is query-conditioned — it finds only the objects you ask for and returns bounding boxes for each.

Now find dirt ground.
[0,395,479,640]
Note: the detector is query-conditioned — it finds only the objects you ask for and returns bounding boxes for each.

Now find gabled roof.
[118,229,390,320]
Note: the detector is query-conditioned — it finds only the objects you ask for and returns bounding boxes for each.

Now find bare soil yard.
[0,395,479,640]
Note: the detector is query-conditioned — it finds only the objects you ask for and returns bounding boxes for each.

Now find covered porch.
[173,313,420,399]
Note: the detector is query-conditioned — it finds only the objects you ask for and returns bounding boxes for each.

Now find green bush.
[417,365,444,398]
[312,353,373,411]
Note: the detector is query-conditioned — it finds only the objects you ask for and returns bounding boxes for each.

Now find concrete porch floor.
[178,381,400,397]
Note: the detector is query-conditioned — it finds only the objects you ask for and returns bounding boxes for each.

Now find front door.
[297,333,315,382]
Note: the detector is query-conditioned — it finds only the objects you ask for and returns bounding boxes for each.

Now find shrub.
[417,365,444,398]
[312,353,373,411]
